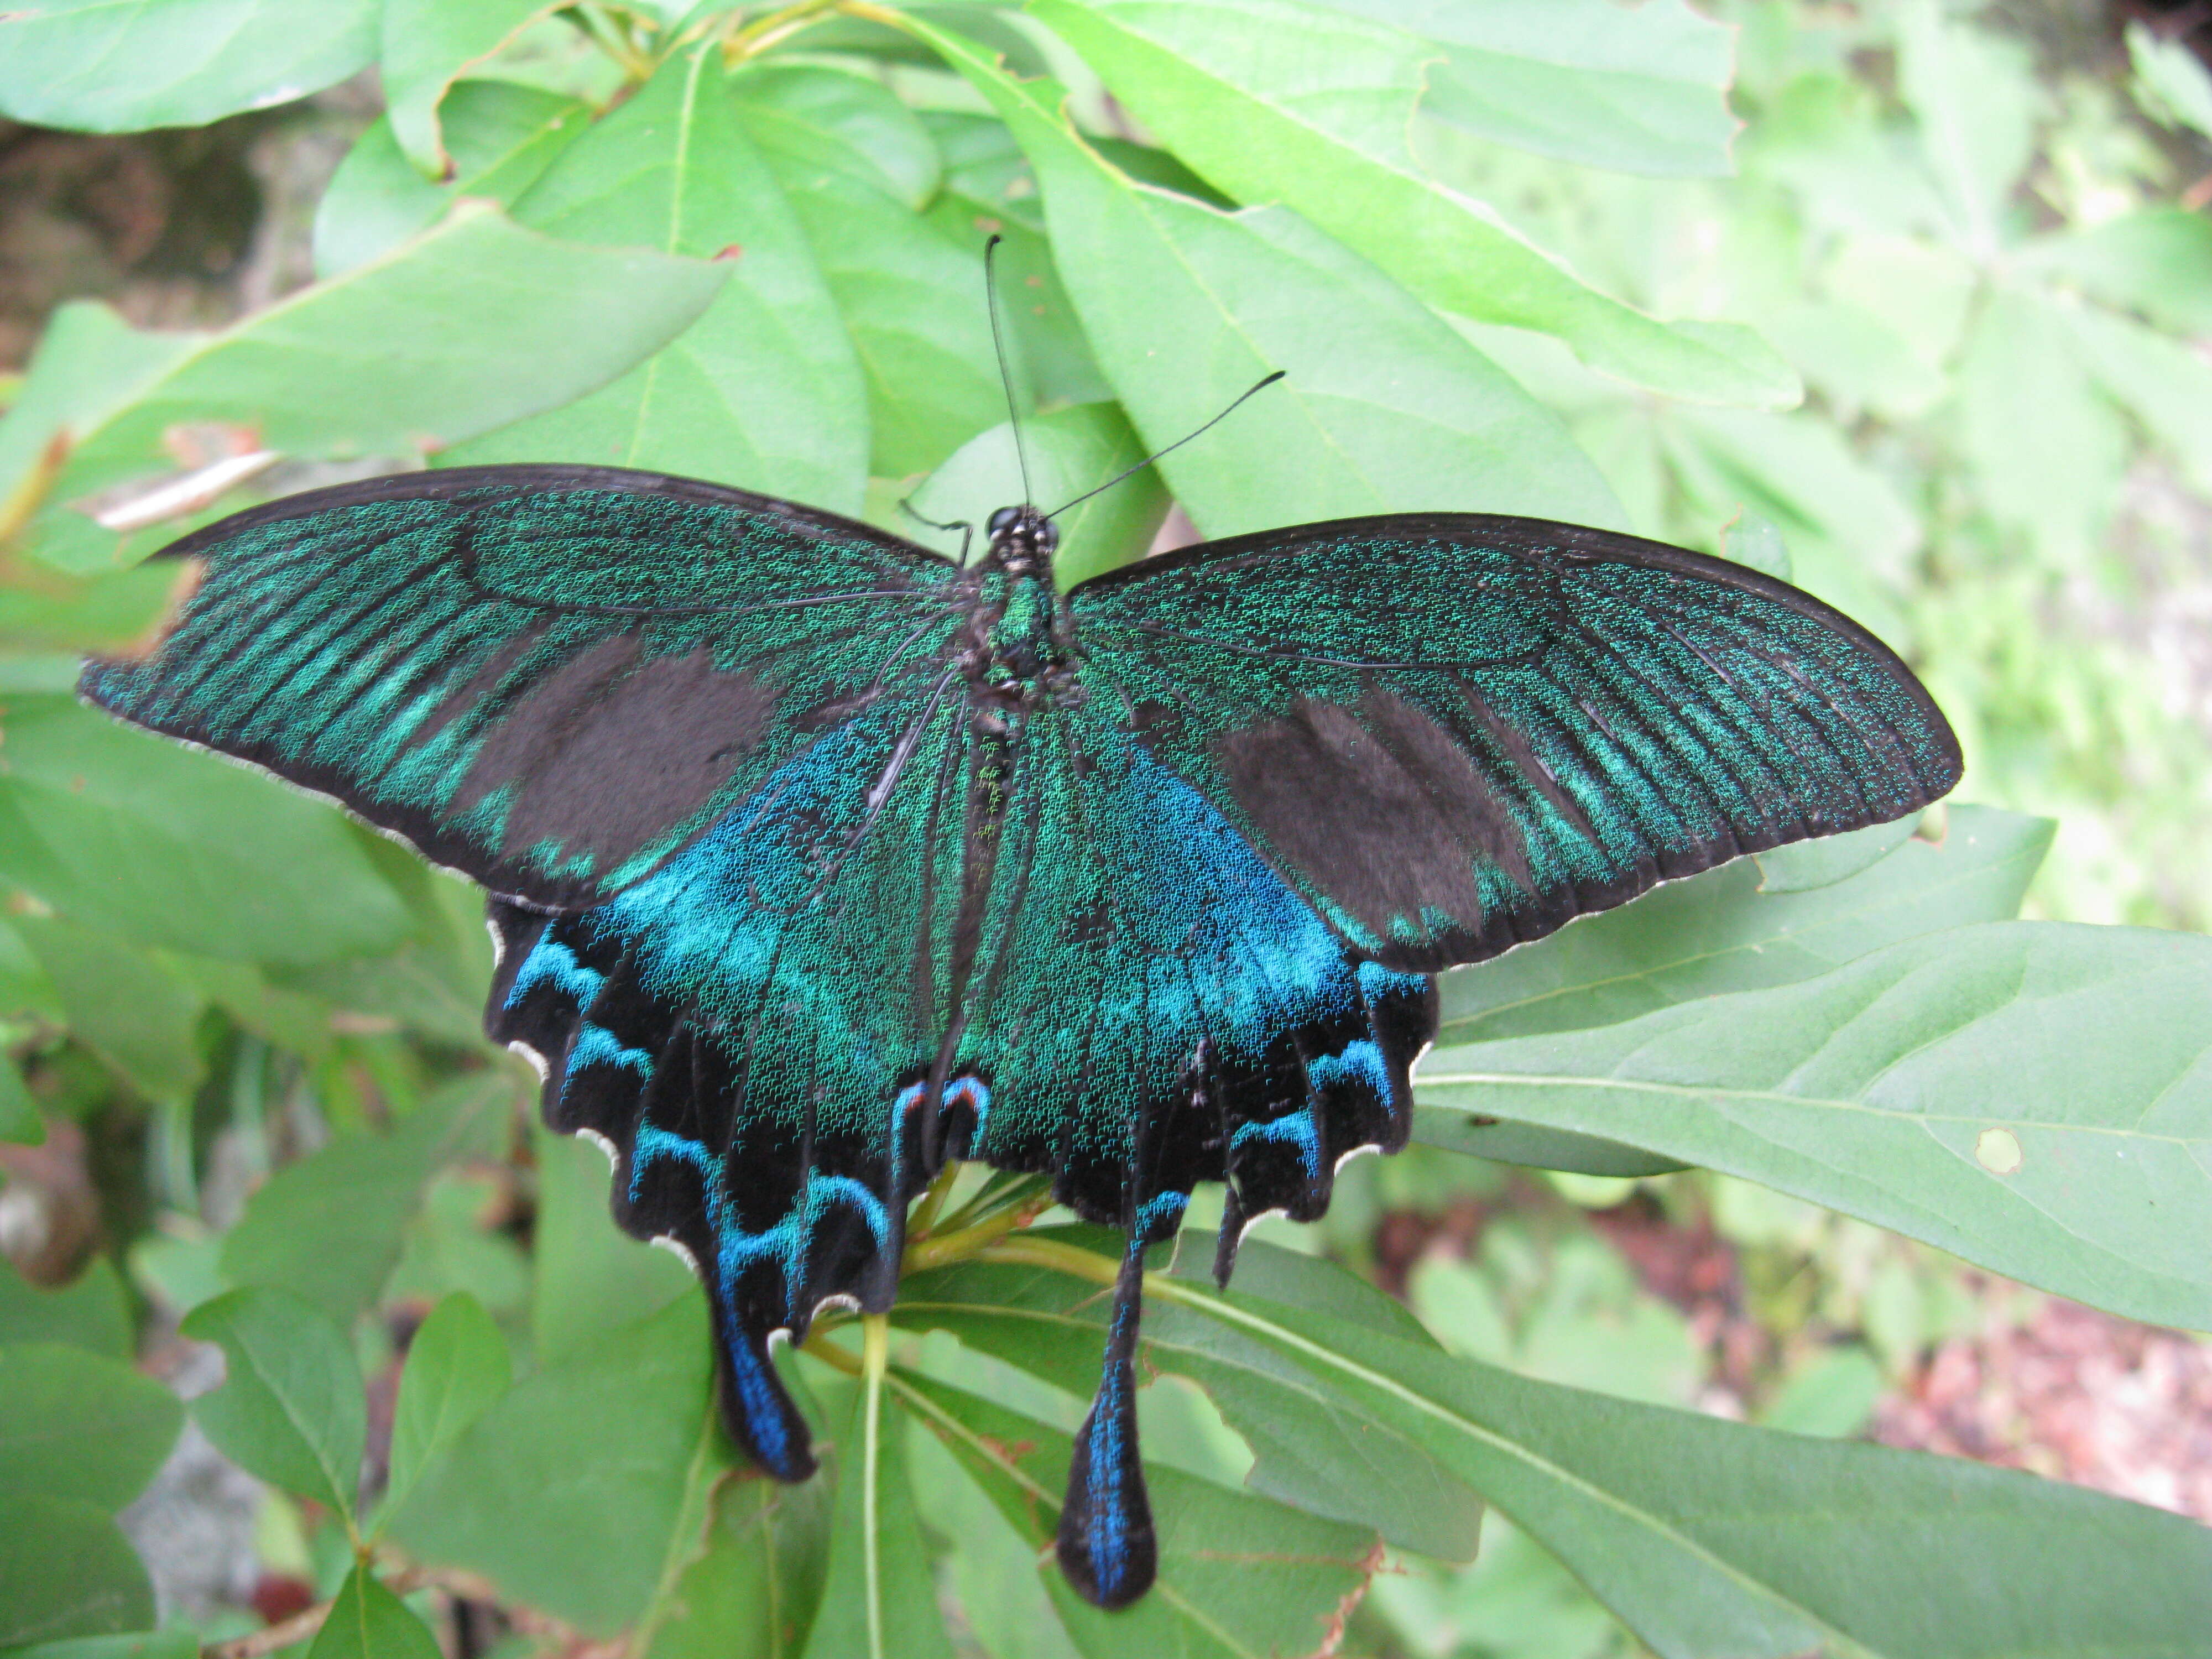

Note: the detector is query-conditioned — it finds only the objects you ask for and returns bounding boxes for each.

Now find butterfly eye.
[987,506,1024,536]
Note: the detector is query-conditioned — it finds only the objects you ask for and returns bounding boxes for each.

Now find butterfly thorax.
[960,505,1081,732]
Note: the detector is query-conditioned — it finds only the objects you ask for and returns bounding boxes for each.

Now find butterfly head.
[985,504,1058,577]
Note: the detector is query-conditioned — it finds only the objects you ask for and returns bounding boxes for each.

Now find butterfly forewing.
[1067,513,1962,974]
[82,466,964,909]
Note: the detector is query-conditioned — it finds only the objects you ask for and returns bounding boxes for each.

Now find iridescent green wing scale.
[82,466,964,909]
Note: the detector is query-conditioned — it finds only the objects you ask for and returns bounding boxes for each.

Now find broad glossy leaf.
[899,1370,1379,1657]
[222,1074,508,1325]
[383,1292,512,1525]
[2127,18,2212,141]
[0,1497,152,1646]
[9,203,729,572]
[905,402,1167,586]
[0,1258,131,1360]
[898,1232,1485,1561]
[1325,0,1738,176]
[529,1123,694,1364]
[314,82,590,276]
[906,1422,1082,1659]
[381,0,558,179]
[1029,0,1797,406]
[0,0,374,132]
[1131,1265,2212,1659]
[800,1379,954,1659]
[304,1567,442,1659]
[1421,920,2212,1332]
[12,919,205,1102]
[451,48,869,515]
[0,1345,179,1511]
[181,1288,364,1517]
[1430,805,2051,1047]
[389,1295,721,1637]
[644,1468,834,1659]
[920,23,1623,544]
[0,697,413,965]
[737,66,999,478]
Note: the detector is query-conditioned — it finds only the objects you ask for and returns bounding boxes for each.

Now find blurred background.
[1,2,2208,1655]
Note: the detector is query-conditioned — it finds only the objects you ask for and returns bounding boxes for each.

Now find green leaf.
[0,697,414,966]
[0,0,375,132]
[388,1295,722,1637]
[12,917,205,1102]
[0,304,200,546]
[529,1123,695,1364]
[1026,0,1797,406]
[181,1288,364,1517]
[906,403,1167,586]
[1896,0,2038,259]
[452,48,869,516]
[1420,920,2212,1332]
[917,23,1624,543]
[382,1292,512,1525]
[1958,288,2127,562]
[897,1369,1379,1657]
[0,1633,197,1659]
[2015,210,2212,338]
[800,1371,954,1659]
[737,66,1000,479]
[221,1073,509,1326]
[0,1496,152,1646]
[2127,18,2212,141]
[2063,301,2212,499]
[8,202,730,573]
[0,1258,132,1360]
[906,1423,1081,1659]
[1430,805,2051,1047]
[1752,815,1919,893]
[1329,0,1739,176]
[1658,404,1920,632]
[1416,1118,1687,1178]
[314,82,591,277]
[898,1233,1485,1561]
[302,1567,442,1659]
[381,0,562,179]
[1134,1264,2212,1659]
[0,1344,180,1512]
[643,1469,834,1659]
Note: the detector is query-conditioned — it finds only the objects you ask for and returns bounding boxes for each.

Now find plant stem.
[902,1186,1056,1274]
[722,0,844,65]
[860,1311,890,1659]
[906,1158,963,1240]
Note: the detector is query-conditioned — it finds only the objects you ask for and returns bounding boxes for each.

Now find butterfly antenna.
[1046,370,1286,520]
[983,234,1036,510]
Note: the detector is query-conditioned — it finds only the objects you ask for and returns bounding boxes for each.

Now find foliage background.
[0,1,2209,1656]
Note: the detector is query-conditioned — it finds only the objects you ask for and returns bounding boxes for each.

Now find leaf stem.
[905,1158,964,1240]
[902,1185,1056,1274]
[722,0,845,65]
[567,3,657,80]
[860,1311,890,1659]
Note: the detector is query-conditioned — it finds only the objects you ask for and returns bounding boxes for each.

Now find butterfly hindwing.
[81,466,963,908]
[1068,513,1963,974]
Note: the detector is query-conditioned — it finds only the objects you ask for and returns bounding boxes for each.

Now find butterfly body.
[82,464,1961,1608]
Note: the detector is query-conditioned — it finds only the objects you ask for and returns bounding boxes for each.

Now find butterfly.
[82,457,1959,1608]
